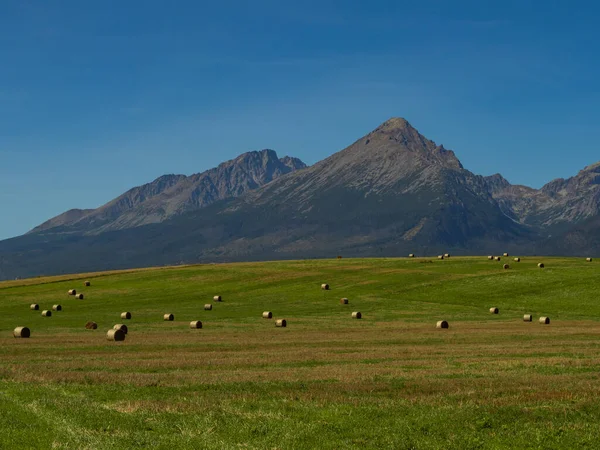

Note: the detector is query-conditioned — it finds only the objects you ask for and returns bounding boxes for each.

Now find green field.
[2,256,600,449]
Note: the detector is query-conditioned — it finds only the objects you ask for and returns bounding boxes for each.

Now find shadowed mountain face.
[1,117,600,280]
[30,150,306,235]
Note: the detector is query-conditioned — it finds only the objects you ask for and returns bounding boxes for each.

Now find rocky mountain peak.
[354,118,463,171]
[484,173,511,194]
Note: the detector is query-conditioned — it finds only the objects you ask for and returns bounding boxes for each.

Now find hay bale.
[190,320,203,329]
[84,281,91,287]
[352,312,362,319]
[539,316,550,324]
[340,298,349,304]
[409,253,415,258]
[121,312,131,320]
[85,321,98,330]
[514,257,521,262]
[41,310,51,317]
[13,326,30,338]
[487,256,494,260]
[113,324,128,334]
[438,255,444,260]
[30,304,39,311]
[276,319,287,327]
[503,264,510,270]
[163,313,174,321]
[106,329,125,341]
[523,314,533,322]
[213,295,222,302]
[52,304,62,311]
[75,293,84,300]
[68,289,76,295]
[490,307,499,314]
[495,256,501,261]
[321,283,330,290]
[503,252,509,257]
[436,320,449,329]
[262,311,273,319]
[204,304,212,310]
[586,257,593,262]
[538,263,545,268]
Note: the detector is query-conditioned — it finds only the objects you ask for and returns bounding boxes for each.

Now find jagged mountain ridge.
[484,161,600,233]
[30,150,307,235]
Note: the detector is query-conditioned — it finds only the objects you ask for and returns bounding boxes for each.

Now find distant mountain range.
[1,117,599,280]
[31,150,306,235]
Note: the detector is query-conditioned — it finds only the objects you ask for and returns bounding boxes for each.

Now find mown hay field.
[2,257,600,449]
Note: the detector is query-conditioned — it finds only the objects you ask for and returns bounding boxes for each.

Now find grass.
[2,256,600,448]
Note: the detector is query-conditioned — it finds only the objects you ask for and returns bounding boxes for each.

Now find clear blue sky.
[2,0,599,240]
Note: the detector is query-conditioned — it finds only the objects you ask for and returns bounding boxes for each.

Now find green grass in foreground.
[1,256,600,449]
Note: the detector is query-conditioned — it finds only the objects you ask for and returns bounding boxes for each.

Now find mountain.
[30,150,306,235]
[228,117,529,252]
[2,117,600,281]
[484,162,600,234]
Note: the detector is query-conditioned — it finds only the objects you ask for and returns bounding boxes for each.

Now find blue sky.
[1,0,600,239]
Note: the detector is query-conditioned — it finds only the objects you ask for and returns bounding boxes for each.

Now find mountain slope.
[30,150,306,235]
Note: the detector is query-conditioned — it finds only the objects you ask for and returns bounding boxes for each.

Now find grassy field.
[2,256,600,449]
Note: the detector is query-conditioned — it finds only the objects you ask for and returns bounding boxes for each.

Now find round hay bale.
[352,312,362,319]
[68,289,76,295]
[538,263,545,268]
[106,329,125,341]
[262,311,273,319]
[409,253,415,258]
[503,264,510,270]
[163,313,174,321]
[523,314,533,322]
[340,298,349,304]
[30,304,39,311]
[213,295,222,302]
[85,321,98,330]
[495,256,501,261]
[490,307,499,314]
[52,304,62,311]
[13,326,30,338]
[84,281,91,287]
[444,253,450,258]
[276,319,287,327]
[539,316,550,324]
[75,293,84,300]
[321,283,330,290]
[438,255,444,260]
[503,252,509,257]
[436,320,449,329]
[190,320,203,329]
[487,256,494,260]
[120,312,131,320]
[204,304,212,310]
[113,324,128,334]
[586,257,593,262]
[41,310,51,317]
[514,257,521,262]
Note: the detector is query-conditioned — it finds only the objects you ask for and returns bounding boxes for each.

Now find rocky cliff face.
[30,150,307,235]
